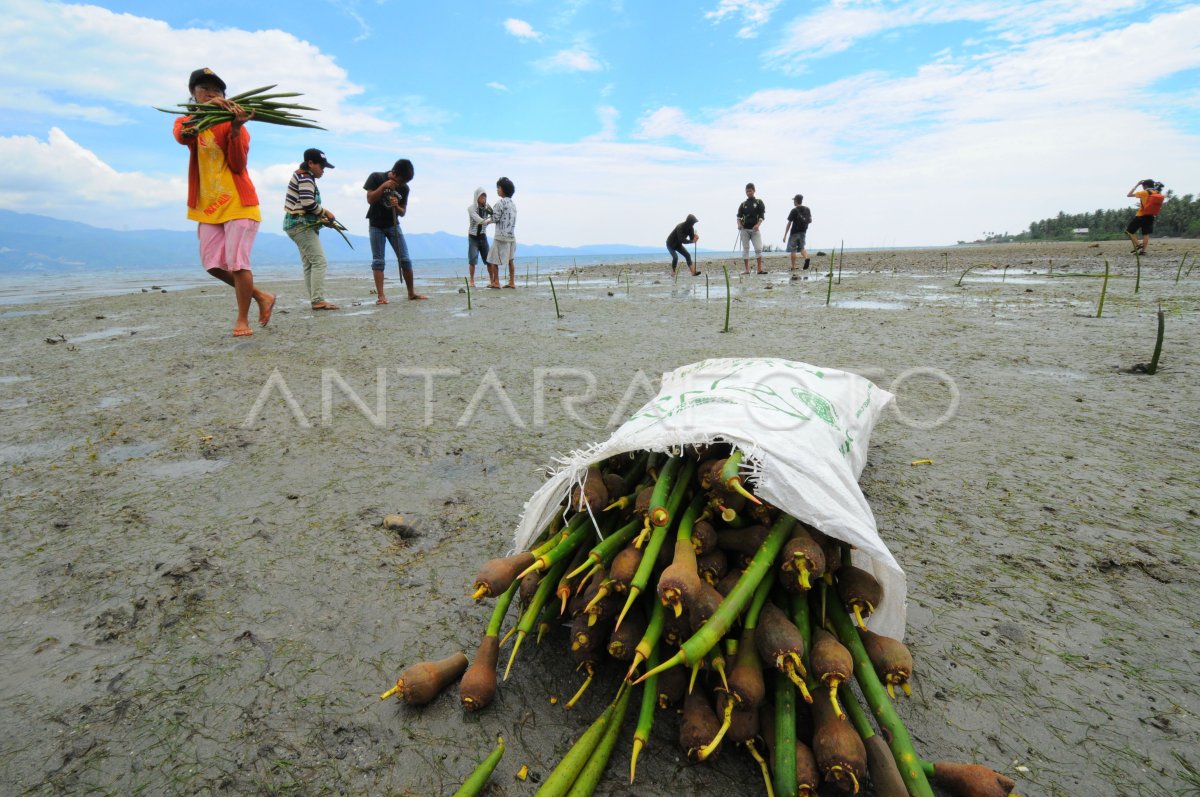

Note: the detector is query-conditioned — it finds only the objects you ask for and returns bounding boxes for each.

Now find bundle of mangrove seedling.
[297,217,354,249]
[156,84,324,135]
[382,446,1018,797]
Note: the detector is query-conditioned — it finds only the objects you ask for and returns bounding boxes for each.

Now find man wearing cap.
[285,149,339,311]
[783,194,812,271]
[173,68,274,337]
[737,183,767,274]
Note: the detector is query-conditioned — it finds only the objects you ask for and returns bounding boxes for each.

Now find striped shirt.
[283,169,322,231]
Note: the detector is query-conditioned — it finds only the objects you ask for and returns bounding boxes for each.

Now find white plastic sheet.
[513,357,906,638]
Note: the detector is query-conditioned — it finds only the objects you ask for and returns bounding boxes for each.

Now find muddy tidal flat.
[1,241,1198,796]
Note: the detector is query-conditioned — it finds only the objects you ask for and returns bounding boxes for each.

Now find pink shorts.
[198,218,259,272]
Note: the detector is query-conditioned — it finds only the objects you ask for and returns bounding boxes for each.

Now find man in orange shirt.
[173,68,275,337]
[1125,179,1165,256]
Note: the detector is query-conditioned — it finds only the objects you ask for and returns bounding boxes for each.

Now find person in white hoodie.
[485,176,517,288]
[467,188,492,287]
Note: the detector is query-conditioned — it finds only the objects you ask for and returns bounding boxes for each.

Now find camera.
[382,188,399,204]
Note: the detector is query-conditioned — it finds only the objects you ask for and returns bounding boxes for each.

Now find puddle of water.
[962,274,1048,285]
[71,325,157,343]
[0,398,29,410]
[99,441,164,464]
[832,299,908,310]
[140,459,230,479]
[0,439,74,465]
[97,395,128,409]
[0,309,49,318]
[0,376,33,384]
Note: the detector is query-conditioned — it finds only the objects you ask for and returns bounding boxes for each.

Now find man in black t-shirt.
[783,194,812,271]
[363,158,426,302]
[737,183,766,274]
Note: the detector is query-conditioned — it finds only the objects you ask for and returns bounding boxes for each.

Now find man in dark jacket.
[666,214,700,275]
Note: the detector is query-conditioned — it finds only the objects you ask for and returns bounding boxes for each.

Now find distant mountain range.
[0,209,664,271]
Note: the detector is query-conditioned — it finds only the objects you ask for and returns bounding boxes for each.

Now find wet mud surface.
[1,241,1198,795]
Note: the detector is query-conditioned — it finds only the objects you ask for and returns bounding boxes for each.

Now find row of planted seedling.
[382,447,1018,797]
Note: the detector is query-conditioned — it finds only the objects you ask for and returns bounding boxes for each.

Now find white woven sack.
[512,357,905,638]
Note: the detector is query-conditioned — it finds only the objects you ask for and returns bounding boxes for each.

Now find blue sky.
[1,0,1198,249]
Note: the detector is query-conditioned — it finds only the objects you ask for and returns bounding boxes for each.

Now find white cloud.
[586,106,620,141]
[504,18,543,41]
[0,2,396,135]
[767,0,1147,69]
[0,128,180,221]
[705,0,783,38]
[487,82,510,92]
[537,49,604,73]
[632,107,694,142]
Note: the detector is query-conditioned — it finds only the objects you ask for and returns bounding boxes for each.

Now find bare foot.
[376,297,389,305]
[233,325,253,337]
[503,284,516,289]
[488,284,501,289]
[409,294,429,300]
[312,302,339,310]
[257,293,276,327]
[468,281,476,287]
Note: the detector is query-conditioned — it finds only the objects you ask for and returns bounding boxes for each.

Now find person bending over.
[666,214,700,276]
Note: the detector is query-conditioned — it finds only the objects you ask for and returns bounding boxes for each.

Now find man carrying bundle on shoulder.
[1125,178,1165,256]
[173,68,275,337]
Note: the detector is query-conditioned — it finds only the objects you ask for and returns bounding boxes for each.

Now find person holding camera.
[363,159,426,302]
[1125,178,1165,255]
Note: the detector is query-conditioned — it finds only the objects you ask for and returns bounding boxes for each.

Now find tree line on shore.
[980,189,1199,243]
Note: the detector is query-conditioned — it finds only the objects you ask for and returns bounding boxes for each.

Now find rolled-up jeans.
[739,228,763,257]
[369,224,413,273]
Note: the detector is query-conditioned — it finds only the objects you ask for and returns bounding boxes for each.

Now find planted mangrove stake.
[1135,304,1165,375]
[837,239,844,284]
[1175,251,1190,284]
[1134,249,1142,293]
[549,277,563,319]
[450,736,505,797]
[464,277,472,311]
[721,264,732,332]
[1097,257,1110,318]
[825,251,835,305]
[957,262,991,287]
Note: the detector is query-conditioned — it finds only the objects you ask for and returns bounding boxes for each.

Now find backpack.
[798,206,812,226]
[1142,193,1165,216]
